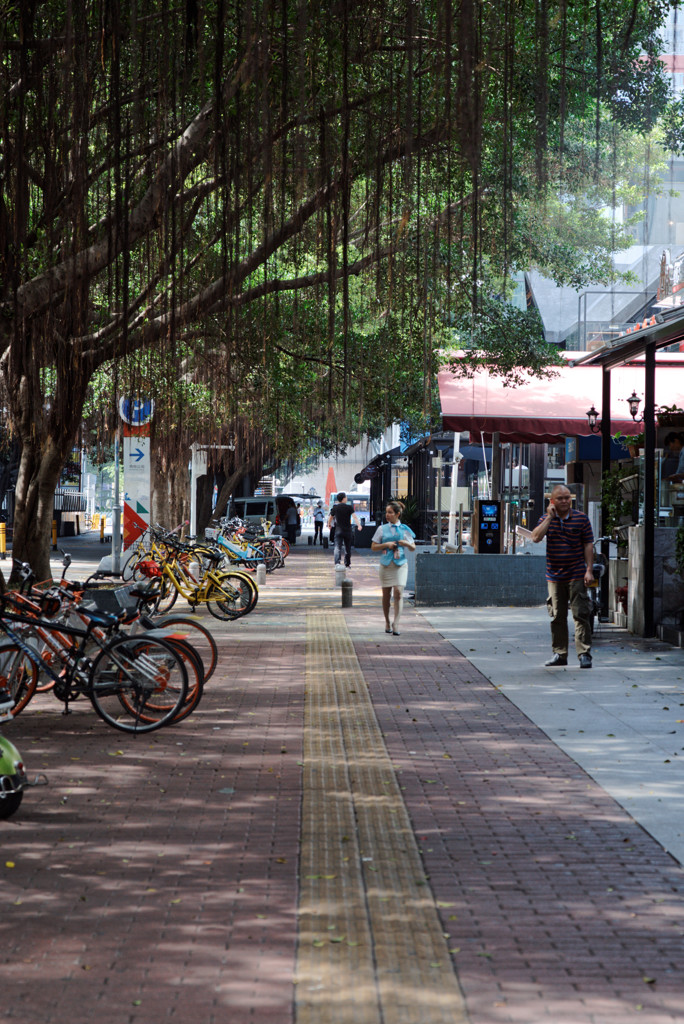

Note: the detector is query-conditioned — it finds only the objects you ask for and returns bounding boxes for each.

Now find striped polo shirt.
[537,509,594,582]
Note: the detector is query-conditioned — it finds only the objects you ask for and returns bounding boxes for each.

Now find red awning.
[438,357,684,443]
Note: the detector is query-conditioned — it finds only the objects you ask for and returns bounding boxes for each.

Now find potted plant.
[676,523,684,577]
[394,494,419,531]
[612,430,645,458]
[600,465,640,549]
[656,404,684,427]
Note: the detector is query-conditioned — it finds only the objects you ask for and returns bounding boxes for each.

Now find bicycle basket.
[39,590,62,617]
[137,560,162,578]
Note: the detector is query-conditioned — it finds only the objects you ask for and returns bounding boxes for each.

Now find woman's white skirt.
[378,559,408,589]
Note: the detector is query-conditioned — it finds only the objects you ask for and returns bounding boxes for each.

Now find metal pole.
[447,432,460,546]
[190,442,199,538]
[501,443,509,552]
[111,430,121,574]
[436,462,442,554]
[600,368,611,619]
[489,432,499,500]
[644,342,656,636]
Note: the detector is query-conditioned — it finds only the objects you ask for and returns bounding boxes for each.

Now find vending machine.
[471,499,502,553]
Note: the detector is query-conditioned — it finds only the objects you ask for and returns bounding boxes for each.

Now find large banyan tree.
[0,0,680,578]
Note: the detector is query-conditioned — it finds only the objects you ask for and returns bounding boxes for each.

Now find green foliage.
[1,0,683,570]
[675,523,684,576]
[600,466,640,537]
[612,430,644,449]
[393,494,420,531]
[444,301,563,387]
[656,403,684,424]
[660,96,684,155]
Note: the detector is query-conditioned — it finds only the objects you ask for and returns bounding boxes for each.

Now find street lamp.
[626,390,644,423]
[587,391,644,434]
[586,404,601,434]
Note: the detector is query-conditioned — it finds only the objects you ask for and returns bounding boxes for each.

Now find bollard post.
[52,519,58,550]
[256,563,266,587]
[341,579,353,607]
[100,516,105,543]
[0,522,5,560]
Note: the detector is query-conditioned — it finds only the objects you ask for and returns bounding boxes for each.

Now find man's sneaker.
[579,653,592,669]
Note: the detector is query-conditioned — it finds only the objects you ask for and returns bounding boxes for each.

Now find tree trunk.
[196,473,215,535]
[210,453,264,524]
[151,452,189,531]
[11,437,68,583]
[4,354,89,585]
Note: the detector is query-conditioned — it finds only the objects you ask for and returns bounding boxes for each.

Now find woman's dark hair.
[386,500,404,517]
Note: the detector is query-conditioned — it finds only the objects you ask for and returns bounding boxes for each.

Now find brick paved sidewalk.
[1,542,683,1024]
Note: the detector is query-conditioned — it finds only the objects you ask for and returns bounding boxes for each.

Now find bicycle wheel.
[19,636,58,693]
[122,550,143,581]
[129,550,155,582]
[160,636,204,723]
[0,644,38,716]
[255,542,280,573]
[205,571,257,621]
[132,632,204,724]
[150,574,178,615]
[236,570,258,611]
[88,635,188,733]
[151,614,218,681]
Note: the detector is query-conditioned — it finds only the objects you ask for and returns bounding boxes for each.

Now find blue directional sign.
[119,396,154,427]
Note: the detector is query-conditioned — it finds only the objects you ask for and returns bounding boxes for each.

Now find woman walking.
[371,501,416,635]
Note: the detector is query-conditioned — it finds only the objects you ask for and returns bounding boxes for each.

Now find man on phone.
[531,484,594,668]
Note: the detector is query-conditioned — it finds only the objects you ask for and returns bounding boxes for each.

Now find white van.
[227,495,297,533]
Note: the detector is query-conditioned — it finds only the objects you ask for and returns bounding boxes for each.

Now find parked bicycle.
[0,562,190,733]
[135,534,258,619]
[122,521,188,581]
[587,538,611,634]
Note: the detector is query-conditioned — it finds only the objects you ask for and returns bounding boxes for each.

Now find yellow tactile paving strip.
[296,610,469,1024]
[306,548,336,589]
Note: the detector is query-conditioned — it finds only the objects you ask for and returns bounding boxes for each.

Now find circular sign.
[119,396,154,426]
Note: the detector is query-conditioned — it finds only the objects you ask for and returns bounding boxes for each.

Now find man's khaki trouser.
[546,579,592,656]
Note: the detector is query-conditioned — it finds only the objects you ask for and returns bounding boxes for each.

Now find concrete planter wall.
[628,525,684,635]
[414,551,547,607]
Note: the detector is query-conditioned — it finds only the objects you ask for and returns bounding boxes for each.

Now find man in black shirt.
[328,492,362,569]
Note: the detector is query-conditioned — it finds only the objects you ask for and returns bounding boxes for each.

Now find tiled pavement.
[1,539,683,1023]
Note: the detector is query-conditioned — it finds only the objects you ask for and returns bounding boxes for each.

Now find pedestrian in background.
[662,431,684,482]
[531,484,594,668]
[313,501,325,545]
[371,500,416,635]
[285,503,299,546]
[328,491,361,569]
